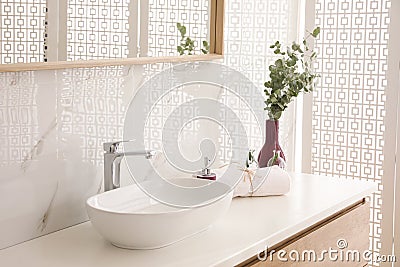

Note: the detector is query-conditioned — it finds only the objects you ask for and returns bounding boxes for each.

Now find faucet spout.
[103,141,156,191]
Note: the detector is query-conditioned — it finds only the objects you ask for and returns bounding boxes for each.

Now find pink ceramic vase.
[257,119,286,168]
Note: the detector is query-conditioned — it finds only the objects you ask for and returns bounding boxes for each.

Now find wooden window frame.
[0,0,224,72]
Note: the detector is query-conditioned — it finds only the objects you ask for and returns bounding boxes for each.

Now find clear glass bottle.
[267,149,286,169]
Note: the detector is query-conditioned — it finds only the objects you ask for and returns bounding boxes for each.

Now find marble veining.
[0,66,133,249]
[37,182,59,232]
[21,118,57,172]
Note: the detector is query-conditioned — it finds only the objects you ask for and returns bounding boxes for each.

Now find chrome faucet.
[103,141,156,191]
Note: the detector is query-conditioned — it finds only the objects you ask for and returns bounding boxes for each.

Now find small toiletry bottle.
[196,157,217,180]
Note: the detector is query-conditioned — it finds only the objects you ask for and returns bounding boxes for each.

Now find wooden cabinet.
[240,200,370,266]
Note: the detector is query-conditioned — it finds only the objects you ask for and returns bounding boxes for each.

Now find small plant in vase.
[258,27,321,168]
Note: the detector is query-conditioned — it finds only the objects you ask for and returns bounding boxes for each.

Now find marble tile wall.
[0,65,143,249]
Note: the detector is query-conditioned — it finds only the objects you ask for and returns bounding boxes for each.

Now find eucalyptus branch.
[263,27,320,120]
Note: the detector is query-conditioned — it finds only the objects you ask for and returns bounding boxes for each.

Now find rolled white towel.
[215,166,291,198]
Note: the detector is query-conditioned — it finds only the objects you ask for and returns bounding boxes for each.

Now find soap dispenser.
[196,157,217,180]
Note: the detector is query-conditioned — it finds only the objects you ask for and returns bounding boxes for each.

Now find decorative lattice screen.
[66,0,131,60]
[147,0,210,57]
[0,0,47,64]
[0,0,211,62]
[312,0,391,264]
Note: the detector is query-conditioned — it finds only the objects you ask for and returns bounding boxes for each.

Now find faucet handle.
[103,140,135,153]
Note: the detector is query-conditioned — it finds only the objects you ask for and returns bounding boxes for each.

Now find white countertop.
[0,173,377,267]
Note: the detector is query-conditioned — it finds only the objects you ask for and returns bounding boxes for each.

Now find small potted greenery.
[258,27,320,168]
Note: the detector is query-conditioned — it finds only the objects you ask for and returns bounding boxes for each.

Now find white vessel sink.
[86,178,233,249]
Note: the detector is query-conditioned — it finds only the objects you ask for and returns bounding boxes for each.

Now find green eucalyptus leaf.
[292,43,300,51]
[275,59,283,67]
[312,27,320,37]
[287,60,296,67]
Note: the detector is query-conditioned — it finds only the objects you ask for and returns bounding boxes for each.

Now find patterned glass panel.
[312,0,391,264]
[66,0,131,60]
[0,0,47,64]
[147,0,209,57]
